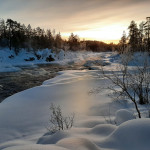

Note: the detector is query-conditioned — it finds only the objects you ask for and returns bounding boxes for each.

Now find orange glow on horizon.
[62,24,127,44]
[62,35,119,44]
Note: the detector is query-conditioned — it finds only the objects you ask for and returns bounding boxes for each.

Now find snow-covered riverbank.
[0,48,108,72]
[0,52,150,150]
[0,48,109,103]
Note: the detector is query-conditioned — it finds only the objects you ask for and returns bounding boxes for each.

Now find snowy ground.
[0,51,150,150]
[0,48,107,72]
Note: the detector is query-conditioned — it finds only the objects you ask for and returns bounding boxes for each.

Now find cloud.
[0,0,150,40]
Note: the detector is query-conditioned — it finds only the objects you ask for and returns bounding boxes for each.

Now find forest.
[0,18,117,55]
[1,18,150,55]
[119,17,150,53]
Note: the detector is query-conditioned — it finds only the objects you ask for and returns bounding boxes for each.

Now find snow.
[99,119,150,150]
[89,124,116,136]
[125,52,150,67]
[115,109,135,125]
[0,51,150,150]
[4,144,68,150]
[0,48,104,72]
[57,137,100,150]
[37,130,71,144]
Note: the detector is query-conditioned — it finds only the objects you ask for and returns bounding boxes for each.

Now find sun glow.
[62,24,127,44]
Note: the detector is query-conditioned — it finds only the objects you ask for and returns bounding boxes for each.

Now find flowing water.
[0,64,86,103]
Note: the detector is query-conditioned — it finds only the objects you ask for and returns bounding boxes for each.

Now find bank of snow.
[0,48,105,72]
[99,119,150,150]
[0,52,150,150]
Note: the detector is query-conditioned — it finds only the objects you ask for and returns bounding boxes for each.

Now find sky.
[0,0,150,43]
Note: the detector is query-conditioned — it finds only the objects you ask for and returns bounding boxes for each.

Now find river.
[0,64,86,103]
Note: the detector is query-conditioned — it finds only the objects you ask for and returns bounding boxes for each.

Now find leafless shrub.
[102,104,117,125]
[101,54,150,118]
[47,103,75,133]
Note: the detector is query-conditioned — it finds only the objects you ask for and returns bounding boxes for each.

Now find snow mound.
[57,137,101,150]
[100,119,150,150]
[115,109,135,125]
[3,144,68,150]
[37,130,71,144]
[77,118,105,128]
[89,124,116,136]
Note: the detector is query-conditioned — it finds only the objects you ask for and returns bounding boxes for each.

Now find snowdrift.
[0,52,150,150]
[100,119,150,150]
[57,137,100,150]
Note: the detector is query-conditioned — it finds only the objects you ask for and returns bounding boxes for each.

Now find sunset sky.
[0,0,150,43]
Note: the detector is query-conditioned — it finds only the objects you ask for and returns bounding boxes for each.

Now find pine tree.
[0,19,7,47]
[119,31,127,53]
[55,32,62,49]
[46,29,54,49]
[68,33,80,51]
[6,19,14,50]
[143,17,150,52]
[138,22,145,51]
[128,20,139,52]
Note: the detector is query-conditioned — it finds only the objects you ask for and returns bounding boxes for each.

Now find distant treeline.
[0,18,117,55]
[119,17,150,53]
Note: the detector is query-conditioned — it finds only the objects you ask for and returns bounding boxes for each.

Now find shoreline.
[0,64,86,103]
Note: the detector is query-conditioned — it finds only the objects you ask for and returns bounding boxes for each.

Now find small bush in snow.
[47,103,75,133]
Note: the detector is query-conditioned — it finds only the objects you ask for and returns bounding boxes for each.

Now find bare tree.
[101,54,150,118]
[47,103,75,133]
